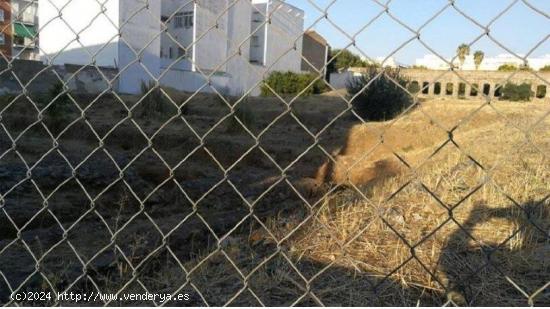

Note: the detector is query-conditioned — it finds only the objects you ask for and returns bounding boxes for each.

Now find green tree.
[457,44,470,69]
[410,65,428,70]
[261,71,326,96]
[498,64,531,72]
[498,64,517,72]
[501,83,533,101]
[539,65,550,72]
[328,49,367,73]
[347,66,413,121]
[473,50,484,70]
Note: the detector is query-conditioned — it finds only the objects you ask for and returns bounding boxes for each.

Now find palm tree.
[474,50,485,70]
[457,44,470,69]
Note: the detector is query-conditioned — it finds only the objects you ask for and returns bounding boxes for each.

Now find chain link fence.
[0,0,549,306]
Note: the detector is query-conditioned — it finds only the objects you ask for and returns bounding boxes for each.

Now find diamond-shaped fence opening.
[0,0,549,306]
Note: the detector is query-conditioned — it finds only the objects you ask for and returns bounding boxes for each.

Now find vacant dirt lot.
[0,91,548,306]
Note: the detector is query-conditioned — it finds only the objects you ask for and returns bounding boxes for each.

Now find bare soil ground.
[0,92,548,306]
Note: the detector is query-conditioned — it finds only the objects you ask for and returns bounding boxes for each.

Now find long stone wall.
[0,59,119,95]
[401,69,550,102]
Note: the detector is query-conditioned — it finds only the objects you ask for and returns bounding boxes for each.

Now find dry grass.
[0,91,548,306]
[283,99,550,306]
[172,99,550,306]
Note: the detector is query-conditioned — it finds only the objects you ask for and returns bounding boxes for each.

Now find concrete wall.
[263,0,304,72]
[118,0,161,94]
[249,3,266,65]
[330,68,549,102]
[160,0,194,71]
[159,69,229,94]
[194,0,228,73]
[417,54,550,71]
[39,0,119,67]
[0,59,118,95]
[329,71,362,89]
[301,32,328,74]
[402,69,550,101]
[226,0,256,95]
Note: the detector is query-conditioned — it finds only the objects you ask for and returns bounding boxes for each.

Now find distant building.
[39,0,305,95]
[416,54,550,71]
[0,0,39,60]
[0,0,12,58]
[373,57,404,68]
[301,30,329,78]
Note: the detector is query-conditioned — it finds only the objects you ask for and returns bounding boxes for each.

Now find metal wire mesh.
[0,0,549,306]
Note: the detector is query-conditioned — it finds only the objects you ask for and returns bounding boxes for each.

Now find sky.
[284,0,550,65]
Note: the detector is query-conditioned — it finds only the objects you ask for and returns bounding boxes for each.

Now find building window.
[494,84,502,97]
[174,14,183,28]
[422,82,429,94]
[183,11,193,28]
[0,33,4,45]
[251,35,260,48]
[458,83,466,97]
[536,85,547,99]
[408,81,419,94]
[434,82,441,95]
[470,83,479,96]
[252,11,262,22]
[483,83,491,96]
[169,47,173,59]
[446,83,454,95]
[174,11,193,29]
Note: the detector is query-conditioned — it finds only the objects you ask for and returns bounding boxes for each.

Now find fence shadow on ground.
[0,91,549,306]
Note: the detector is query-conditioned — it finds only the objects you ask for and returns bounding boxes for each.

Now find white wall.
[226,0,259,95]
[249,3,266,65]
[160,69,230,94]
[330,71,354,89]
[39,0,120,67]
[194,0,229,74]
[263,0,304,72]
[160,0,194,71]
[118,0,161,94]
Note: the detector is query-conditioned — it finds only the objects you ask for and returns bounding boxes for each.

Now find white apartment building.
[39,0,305,95]
[416,54,550,71]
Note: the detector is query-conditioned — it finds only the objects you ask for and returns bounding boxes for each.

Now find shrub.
[539,65,550,72]
[137,80,171,117]
[329,49,368,72]
[261,71,326,96]
[226,93,255,133]
[500,83,533,101]
[162,86,189,115]
[43,82,72,119]
[347,66,413,121]
[410,65,428,70]
[36,82,73,134]
[498,64,531,72]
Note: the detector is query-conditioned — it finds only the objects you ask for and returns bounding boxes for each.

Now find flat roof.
[251,0,304,15]
[305,30,329,46]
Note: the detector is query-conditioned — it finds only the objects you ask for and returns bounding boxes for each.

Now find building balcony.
[13,16,36,25]
[13,42,38,49]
